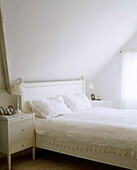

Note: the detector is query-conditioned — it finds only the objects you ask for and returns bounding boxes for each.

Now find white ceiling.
[1,0,137,82]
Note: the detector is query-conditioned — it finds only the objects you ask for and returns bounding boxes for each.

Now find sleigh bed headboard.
[20,78,85,112]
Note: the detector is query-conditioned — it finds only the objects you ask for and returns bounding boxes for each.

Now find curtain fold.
[121,52,137,109]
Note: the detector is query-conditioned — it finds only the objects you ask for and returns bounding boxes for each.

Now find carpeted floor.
[0,149,128,170]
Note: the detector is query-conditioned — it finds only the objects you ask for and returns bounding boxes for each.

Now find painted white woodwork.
[0,6,10,92]
[21,79,137,170]
[0,113,35,170]
[21,78,85,111]
[90,100,112,107]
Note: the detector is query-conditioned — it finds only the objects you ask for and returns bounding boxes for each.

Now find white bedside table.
[0,112,35,170]
[90,100,112,108]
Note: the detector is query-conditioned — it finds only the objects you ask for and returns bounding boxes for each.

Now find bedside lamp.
[88,81,95,100]
[11,84,24,114]
[88,81,94,89]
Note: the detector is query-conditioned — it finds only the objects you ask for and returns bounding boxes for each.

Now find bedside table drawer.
[10,121,24,144]
[10,118,34,144]
[23,118,34,139]
[10,138,34,154]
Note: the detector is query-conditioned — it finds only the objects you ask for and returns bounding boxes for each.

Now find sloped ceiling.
[1,0,137,83]
[123,33,137,51]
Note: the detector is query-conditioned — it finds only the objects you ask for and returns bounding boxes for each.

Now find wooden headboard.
[20,78,85,112]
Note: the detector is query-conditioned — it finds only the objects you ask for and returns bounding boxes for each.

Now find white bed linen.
[29,96,72,119]
[63,94,91,112]
[35,107,137,158]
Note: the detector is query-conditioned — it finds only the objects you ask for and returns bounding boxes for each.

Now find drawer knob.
[22,145,24,147]
[22,129,24,131]
[21,117,23,119]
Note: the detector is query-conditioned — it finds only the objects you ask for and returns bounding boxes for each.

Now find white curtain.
[121,52,137,109]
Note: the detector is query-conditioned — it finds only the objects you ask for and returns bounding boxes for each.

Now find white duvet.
[35,107,137,158]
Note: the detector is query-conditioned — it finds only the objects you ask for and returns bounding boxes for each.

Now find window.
[121,52,137,109]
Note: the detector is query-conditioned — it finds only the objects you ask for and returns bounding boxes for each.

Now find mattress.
[35,107,137,158]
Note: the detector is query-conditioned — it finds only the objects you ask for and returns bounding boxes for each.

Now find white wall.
[93,33,137,108]
[93,53,122,108]
[1,0,137,110]
[0,89,16,108]
[1,0,137,84]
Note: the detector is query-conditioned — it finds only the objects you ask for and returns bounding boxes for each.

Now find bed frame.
[21,78,137,170]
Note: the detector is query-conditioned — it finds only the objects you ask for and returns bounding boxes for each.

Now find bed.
[20,78,137,170]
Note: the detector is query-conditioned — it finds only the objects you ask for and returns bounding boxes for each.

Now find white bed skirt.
[36,133,137,170]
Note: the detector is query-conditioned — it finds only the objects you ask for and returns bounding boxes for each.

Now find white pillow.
[29,96,72,119]
[63,94,91,112]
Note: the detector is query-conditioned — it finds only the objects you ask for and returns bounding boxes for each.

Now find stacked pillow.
[29,94,91,119]
[29,96,72,119]
[63,94,91,112]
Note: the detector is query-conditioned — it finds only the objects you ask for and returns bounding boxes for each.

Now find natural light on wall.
[121,52,137,109]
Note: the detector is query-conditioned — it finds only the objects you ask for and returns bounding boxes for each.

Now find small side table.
[90,100,112,108]
[0,112,35,170]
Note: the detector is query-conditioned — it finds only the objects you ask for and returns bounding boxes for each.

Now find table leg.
[22,150,24,156]
[7,154,11,170]
[32,146,35,160]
